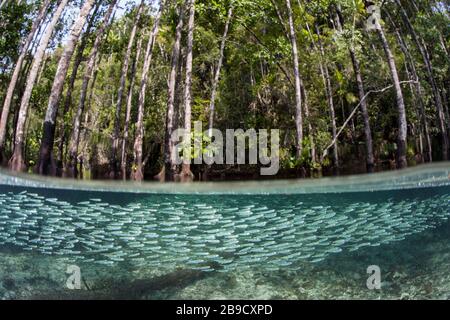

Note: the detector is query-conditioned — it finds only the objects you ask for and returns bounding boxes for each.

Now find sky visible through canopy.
[42,0,155,49]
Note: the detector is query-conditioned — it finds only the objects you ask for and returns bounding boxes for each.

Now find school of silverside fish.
[0,185,449,273]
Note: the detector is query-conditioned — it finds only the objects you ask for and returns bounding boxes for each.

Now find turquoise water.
[0,163,449,299]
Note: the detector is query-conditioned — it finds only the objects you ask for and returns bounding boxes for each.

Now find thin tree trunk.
[36,0,96,175]
[9,0,68,172]
[325,65,338,172]
[11,54,33,147]
[374,18,408,169]
[66,0,117,178]
[0,0,51,160]
[300,77,316,164]
[175,47,185,133]
[57,1,101,169]
[180,0,195,182]
[410,1,450,61]
[208,5,233,133]
[80,54,114,178]
[406,66,424,162]
[443,83,450,147]
[8,7,48,149]
[85,55,102,131]
[131,1,165,181]
[163,5,185,182]
[121,37,143,180]
[335,7,374,172]
[110,0,145,178]
[316,25,338,173]
[36,52,47,85]
[285,0,303,160]
[394,0,448,160]
[386,11,432,162]
[438,33,449,59]
[298,7,329,171]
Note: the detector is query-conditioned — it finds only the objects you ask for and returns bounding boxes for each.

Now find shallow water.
[0,163,449,299]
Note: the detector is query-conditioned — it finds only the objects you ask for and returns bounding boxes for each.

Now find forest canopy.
[0,0,449,181]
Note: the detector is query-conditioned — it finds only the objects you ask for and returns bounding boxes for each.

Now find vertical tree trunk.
[174,47,185,133]
[394,0,448,160]
[443,81,450,144]
[36,0,96,175]
[300,77,316,164]
[299,10,329,172]
[131,1,165,181]
[110,0,145,178]
[57,1,101,169]
[316,25,339,173]
[406,63,424,162]
[325,65,338,172]
[121,37,143,180]
[208,5,233,132]
[180,0,195,182]
[375,18,408,169]
[9,0,68,172]
[85,55,103,125]
[163,4,184,182]
[350,52,375,172]
[285,0,303,160]
[386,11,432,162]
[11,54,33,147]
[66,0,117,178]
[0,0,51,160]
[335,7,374,172]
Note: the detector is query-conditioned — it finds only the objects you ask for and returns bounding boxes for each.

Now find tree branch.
[321,80,418,161]
[239,21,295,88]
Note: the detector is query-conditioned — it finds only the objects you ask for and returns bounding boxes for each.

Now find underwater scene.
[0,163,449,300]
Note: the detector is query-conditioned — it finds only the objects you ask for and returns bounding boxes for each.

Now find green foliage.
[0,1,31,83]
[0,0,449,178]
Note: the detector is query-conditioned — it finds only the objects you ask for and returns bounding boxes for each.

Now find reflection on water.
[0,163,449,299]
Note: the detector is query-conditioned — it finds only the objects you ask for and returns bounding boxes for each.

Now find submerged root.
[28,268,210,300]
[179,164,194,183]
